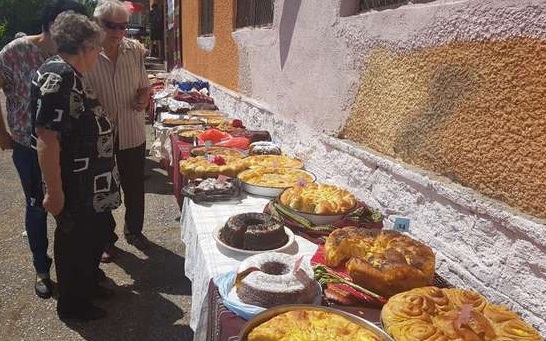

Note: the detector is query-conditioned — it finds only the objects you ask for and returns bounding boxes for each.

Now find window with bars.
[236,0,274,29]
[360,0,434,12]
[200,0,214,36]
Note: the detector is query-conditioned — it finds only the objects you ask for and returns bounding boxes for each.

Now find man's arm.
[35,127,63,216]
[132,48,151,112]
[0,75,14,150]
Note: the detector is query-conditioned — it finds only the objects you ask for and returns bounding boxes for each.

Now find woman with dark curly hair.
[31,12,121,321]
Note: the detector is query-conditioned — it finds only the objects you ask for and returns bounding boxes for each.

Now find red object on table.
[169,133,193,206]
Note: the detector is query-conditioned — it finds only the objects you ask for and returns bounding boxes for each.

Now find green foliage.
[78,0,98,17]
[0,0,43,48]
[0,0,97,49]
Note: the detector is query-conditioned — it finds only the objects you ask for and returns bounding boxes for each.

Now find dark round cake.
[220,213,288,251]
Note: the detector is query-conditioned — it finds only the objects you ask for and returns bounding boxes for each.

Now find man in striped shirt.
[86,0,151,258]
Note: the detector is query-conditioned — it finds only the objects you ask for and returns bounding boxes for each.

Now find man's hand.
[132,95,148,112]
[43,189,64,216]
[132,87,150,112]
[0,133,14,150]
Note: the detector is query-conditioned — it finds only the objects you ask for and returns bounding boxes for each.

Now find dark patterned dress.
[30,55,121,314]
[31,55,121,215]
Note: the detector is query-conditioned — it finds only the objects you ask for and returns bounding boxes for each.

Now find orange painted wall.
[180,0,239,90]
[341,38,546,218]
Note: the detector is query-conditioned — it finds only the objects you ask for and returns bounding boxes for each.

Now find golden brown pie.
[324,227,435,297]
[279,183,357,215]
[247,309,382,341]
[237,167,314,188]
[162,118,204,126]
[190,146,245,158]
[179,156,247,179]
[381,287,542,341]
[187,110,226,117]
[244,155,304,169]
[178,129,203,140]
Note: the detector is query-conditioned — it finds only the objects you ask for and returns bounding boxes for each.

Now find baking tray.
[238,304,393,340]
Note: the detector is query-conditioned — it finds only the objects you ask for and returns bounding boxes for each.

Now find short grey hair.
[51,12,103,55]
[94,0,130,20]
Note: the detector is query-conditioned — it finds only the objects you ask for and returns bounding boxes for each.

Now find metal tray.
[238,304,394,341]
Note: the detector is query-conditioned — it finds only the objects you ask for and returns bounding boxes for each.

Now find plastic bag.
[214,136,250,149]
[198,128,231,143]
[213,271,266,320]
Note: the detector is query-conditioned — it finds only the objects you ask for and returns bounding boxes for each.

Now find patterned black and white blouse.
[31,55,121,214]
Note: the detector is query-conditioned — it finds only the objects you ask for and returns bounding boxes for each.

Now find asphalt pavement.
[0,91,194,341]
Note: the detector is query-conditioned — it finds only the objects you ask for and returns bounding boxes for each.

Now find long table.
[180,195,319,340]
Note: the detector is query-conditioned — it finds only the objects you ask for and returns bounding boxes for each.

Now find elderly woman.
[31,12,121,321]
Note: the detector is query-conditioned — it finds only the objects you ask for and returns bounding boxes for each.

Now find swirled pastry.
[247,309,383,341]
[381,287,542,341]
[324,227,435,297]
[279,183,357,215]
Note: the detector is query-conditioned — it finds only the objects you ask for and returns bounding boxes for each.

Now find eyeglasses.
[101,20,128,31]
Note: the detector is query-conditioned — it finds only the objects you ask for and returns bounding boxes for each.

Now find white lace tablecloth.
[180,195,318,340]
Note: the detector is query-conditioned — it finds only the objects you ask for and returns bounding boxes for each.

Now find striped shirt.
[86,38,148,150]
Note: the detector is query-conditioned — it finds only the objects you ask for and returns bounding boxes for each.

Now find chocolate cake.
[220,213,288,251]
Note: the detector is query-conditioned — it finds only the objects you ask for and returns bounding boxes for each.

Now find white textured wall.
[172,67,545,334]
[232,0,546,134]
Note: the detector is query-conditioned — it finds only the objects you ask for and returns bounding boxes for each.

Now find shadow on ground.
[144,149,172,196]
[63,241,193,341]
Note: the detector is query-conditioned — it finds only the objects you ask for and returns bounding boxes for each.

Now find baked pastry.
[220,213,287,251]
[187,109,226,117]
[162,118,203,126]
[248,141,282,155]
[178,129,203,142]
[279,183,357,215]
[237,167,314,188]
[179,156,247,179]
[247,309,382,340]
[189,146,245,158]
[244,155,304,169]
[381,287,542,340]
[324,227,435,297]
[235,252,318,308]
[182,177,239,202]
[206,117,224,126]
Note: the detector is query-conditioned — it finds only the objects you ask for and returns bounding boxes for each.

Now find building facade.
[176,0,546,332]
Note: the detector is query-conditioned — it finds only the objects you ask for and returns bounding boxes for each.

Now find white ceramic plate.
[238,169,316,197]
[213,225,295,255]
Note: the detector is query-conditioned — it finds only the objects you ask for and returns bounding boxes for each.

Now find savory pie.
[381,287,542,340]
[187,110,226,117]
[206,117,225,126]
[162,118,204,126]
[244,155,304,169]
[178,130,203,140]
[237,167,314,188]
[324,227,435,297]
[179,156,247,179]
[247,309,382,341]
[279,183,357,215]
[190,146,245,158]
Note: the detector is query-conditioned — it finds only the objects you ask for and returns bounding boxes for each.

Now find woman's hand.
[0,133,14,150]
[43,189,65,216]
